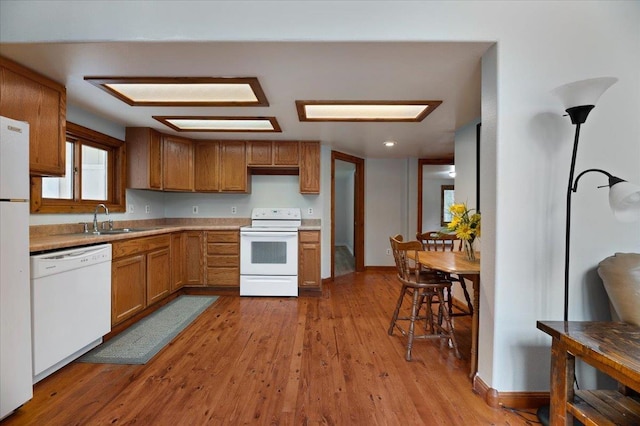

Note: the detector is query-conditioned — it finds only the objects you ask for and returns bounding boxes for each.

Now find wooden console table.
[537,321,640,426]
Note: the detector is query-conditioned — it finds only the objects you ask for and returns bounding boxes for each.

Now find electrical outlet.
[145,205,150,214]
[231,206,237,214]
[307,207,313,215]
[386,248,391,255]
[192,205,199,214]
[128,204,134,213]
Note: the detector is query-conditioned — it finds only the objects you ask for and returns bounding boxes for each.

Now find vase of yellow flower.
[447,203,481,261]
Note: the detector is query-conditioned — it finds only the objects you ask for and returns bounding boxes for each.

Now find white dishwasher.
[30,244,112,383]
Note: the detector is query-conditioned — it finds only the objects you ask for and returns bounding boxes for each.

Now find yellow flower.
[446,203,480,242]
[450,203,467,216]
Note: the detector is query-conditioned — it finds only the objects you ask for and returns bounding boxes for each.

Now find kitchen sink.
[95,228,152,235]
[70,227,160,236]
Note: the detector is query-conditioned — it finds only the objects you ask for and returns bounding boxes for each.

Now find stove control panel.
[251,208,301,220]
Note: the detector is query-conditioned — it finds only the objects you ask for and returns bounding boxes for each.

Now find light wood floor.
[2,271,538,425]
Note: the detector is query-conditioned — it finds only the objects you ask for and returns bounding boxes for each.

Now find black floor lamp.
[552,76,640,322]
[536,77,640,425]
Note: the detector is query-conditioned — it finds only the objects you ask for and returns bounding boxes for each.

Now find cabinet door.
[299,141,320,194]
[220,141,248,192]
[246,141,272,166]
[299,231,321,289]
[163,135,194,191]
[171,232,184,292]
[125,127,162,190]
[274,141,299,166]
[0,58,66,176]
[184,231,205,285]
[111,254,146,326]
[194,141,220,191]
[147,248,171,305]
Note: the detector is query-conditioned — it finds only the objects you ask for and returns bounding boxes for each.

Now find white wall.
[9,0,640,393]
[163,175,321,219]
[454,118,480,212]
[365,158,411,266]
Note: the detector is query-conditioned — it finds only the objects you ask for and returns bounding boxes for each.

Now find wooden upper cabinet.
[274,141,300,166]
[126,127,163,190]
[194,141,220,192]
[247,141,299,167]
[220,141,249,192]
[0,56,66,176]
[246,141,272,166]
[124,128,319,194]
[299,141,320,194]
[162,135,194,191]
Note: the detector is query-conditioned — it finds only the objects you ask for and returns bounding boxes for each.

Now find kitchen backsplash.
[30,175,323,226]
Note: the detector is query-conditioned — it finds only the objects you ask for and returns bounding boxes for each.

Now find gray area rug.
[79,295,218,365]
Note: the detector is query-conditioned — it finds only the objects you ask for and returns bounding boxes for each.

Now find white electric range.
[239,208,301,296]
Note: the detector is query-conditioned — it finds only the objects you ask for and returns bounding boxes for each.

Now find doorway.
[417,158,455,235]
[331,151,365,278]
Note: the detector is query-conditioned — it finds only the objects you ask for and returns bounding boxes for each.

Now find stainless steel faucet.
[93,203,110,233]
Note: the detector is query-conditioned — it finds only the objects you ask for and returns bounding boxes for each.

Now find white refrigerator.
[0,116,33,419]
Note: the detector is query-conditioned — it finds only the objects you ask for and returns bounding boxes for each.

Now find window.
[31,122,126,213]
[441,185,455,226]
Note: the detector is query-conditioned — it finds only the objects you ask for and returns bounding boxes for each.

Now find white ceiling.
[0,41,491,159]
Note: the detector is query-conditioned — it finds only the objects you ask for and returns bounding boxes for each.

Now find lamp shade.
[610,180,640,222]
[552,77,618,109]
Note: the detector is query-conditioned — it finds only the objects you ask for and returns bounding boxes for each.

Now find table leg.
[463,274,480,378]
[549,338,574,426]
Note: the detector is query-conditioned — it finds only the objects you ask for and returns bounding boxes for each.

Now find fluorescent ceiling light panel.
[153,116,282,133]
[106,83,258,103]
[84,77,269,106]
[296,100,442,122]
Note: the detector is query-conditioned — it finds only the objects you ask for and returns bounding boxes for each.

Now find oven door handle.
[241,231,298,238]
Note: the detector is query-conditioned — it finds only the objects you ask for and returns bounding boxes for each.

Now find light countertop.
[30,218,321,253]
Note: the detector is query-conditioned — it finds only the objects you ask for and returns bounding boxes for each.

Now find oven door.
[240,230,298,276]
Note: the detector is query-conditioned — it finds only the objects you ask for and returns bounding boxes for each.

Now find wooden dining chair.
[416,231,474,318]
[388,235,460,361]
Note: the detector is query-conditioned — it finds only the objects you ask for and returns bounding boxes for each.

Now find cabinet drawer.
[206,231,239,243]
[207,243,239,255]
[207,255,239,267]
[206,267,239,286]
[112,235,171,259]
[299,230,320,243]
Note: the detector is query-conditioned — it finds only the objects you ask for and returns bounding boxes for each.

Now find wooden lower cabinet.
[146,248,170,305]
[111,254,146,326]
[170,232,184,291]
[110,234,171,326]
[299,230,321,290]
[205,230,240,287]
[184,231,205,285]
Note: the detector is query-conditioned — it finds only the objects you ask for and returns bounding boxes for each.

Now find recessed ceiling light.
[84,77,269,106]
[296,100,442,122]
[384,141,396,147]
[153,116,282,132]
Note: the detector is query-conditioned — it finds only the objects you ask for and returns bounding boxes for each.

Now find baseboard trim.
[473,374,549,409]
[365,266,396,272]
